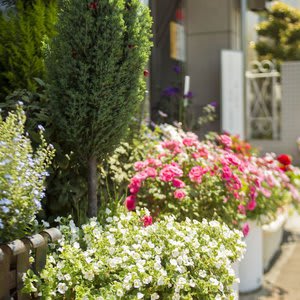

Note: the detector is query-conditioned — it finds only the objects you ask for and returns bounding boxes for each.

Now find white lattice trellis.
[246,60,281,140]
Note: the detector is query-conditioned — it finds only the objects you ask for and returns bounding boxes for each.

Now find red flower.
[125,195,136,211]
[88,2,97,10]
[142,215,153,227]
[143,70,150,77]
[277,154,292,166]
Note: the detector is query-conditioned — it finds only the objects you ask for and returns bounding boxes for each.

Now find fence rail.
[0,228,62,300]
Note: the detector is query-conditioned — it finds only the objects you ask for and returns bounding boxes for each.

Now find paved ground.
[240,213,300,300]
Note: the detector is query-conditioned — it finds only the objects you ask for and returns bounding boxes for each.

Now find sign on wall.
[170,22,186,62]
[221,50,245,139]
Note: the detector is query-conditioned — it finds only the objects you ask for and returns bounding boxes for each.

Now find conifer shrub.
[47,0,152,217]
[255,2,300,64]
[0,0,57,98]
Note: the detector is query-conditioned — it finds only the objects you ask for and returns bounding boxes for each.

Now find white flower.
[209,277,219,286]
[106,217,113,223]
[151,293,159,300]
[209,220,220,227]
[157,276,164,286]
[137,292,144,299]
[105,208,111,215]
[199,270,207,278]
[73,242,80,249]
[116,289,124,297]
[64,274,71,281]
[189,279,196,287]
[170,259,177,266]
[172,249,179,257]
[177,277,186,286]
[41,220,50,228]
[134,279,142,288]
[107,234,116,245]
[172,293,180,300]
[143,276,152,284]
[57,283,68,294]
[83,270,94,281]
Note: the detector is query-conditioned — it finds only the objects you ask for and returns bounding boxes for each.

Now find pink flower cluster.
[125,128,300,235]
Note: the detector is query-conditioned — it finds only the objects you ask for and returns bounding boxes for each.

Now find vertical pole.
[241,0,248,139]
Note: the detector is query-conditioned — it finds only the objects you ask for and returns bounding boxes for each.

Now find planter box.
[262,211,287,271]
[239,221,263,293]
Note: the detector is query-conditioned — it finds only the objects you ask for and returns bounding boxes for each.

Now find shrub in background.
[23,209,245,299]
[0,0,57,98]
[255,2,300,65]
[46,0,152,217]
[0,106,54,242]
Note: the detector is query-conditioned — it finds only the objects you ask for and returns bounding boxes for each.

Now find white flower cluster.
[23,210,245,299]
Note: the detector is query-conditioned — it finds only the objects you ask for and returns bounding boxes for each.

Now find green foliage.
[99,123,161,201]
[23,209,245,299]
[47,0,152,162]
[255,2,300,64]
[0,106,55,243]
[0,0,57,98]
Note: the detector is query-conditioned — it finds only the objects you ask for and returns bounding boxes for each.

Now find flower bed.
[23,209,245,299]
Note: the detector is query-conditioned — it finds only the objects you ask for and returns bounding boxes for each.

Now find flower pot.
[232,261,240,299]
[262,210,287,271]
[239,220,263,293]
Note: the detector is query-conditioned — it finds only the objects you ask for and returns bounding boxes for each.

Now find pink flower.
[192,152,200,159]
[183,137,196,147]
[238,205,246,215]
[161,140,182,153]
[225,153,241,166]
[128,177,142,194]
[189,166,207,183]
[159,164,183,182]
[136,171,148,181]
[242,223,250,237]
[174,189,186,200]
[247,199,257,211]
[125,195,136,211]
[260,188,271,198]
[222,166,233,181]
[197,147,209,158]
[142,215,153,227]
[219,134,232,148]
[147,158,162,168]
[134,161,147,171]
[145,167,157,178]
[172,178,185,188]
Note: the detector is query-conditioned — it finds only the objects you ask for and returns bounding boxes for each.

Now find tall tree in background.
[255,2,300,65]
[0,0,57,98]
[47,0,152,217]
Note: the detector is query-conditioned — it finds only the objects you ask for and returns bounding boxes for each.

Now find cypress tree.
[47,0,152,217]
